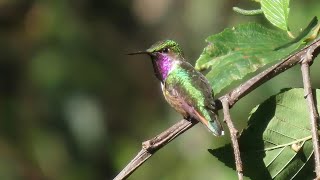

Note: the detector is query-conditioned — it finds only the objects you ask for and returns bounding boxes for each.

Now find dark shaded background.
[0,0,319,179]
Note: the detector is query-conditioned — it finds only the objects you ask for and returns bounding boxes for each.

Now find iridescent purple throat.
[152,54,174,82]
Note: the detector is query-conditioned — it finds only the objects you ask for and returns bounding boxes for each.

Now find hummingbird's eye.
[162,48,169,53]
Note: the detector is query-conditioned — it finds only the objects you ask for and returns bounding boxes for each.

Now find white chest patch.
[168,61,180,74]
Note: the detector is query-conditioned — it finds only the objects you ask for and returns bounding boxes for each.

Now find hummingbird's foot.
[185,116,196,123]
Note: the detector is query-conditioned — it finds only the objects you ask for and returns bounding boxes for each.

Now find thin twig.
[300,49,320,178]
[221,98,243,180]
[114,38,320,180]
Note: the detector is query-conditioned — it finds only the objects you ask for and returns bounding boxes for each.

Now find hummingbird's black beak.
[127,51,150,55]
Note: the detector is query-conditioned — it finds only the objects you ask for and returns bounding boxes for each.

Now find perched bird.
[128,40,224,136]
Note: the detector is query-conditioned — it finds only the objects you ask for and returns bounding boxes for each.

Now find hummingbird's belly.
[161,84,190,118]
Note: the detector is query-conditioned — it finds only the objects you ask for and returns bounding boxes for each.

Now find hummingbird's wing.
[163,62,224,136]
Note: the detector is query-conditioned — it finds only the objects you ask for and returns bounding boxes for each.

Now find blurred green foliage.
[0,0,319,179]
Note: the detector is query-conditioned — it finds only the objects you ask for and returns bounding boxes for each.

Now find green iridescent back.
[163,61,223,135]
[165,63,213,110]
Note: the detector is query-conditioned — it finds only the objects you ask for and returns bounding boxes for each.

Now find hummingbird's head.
[128,40,184,81]
[128,40,184,60]
[146,40,183,59]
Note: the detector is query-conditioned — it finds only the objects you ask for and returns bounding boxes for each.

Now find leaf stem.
[287,31,295,38]
[232,7,263,16]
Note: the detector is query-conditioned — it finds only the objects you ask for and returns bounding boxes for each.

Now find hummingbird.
[128,40,224,136]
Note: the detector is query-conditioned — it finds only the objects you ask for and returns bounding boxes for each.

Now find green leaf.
[195,18,319,94]
[209,88,320,179]
[261,0,290,31]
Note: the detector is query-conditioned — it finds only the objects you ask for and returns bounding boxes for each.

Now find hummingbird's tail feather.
[193,110,224,136]
[208,113,224,136]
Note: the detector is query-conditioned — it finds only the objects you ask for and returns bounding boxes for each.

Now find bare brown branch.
[221,98,243,180]
[114,38,320,180]
[113,119,197,180]
[300,49,320,178]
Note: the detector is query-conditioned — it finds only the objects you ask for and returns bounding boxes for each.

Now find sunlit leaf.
[210,88,320,179]
[261,0,290,31]
[195,17,319,94]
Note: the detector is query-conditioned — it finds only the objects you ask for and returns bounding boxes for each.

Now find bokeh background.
[0,0,319,179]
